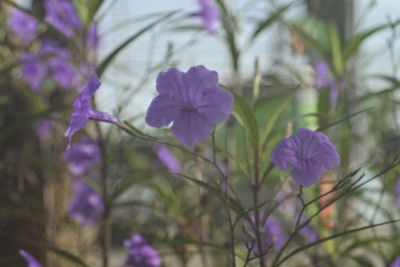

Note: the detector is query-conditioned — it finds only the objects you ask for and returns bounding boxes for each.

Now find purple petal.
[9,9,39,44]
[292,159,324,187]
[392,256,400,267]
[19,249,42,267]
[299,225,319,242]
[185,65,219,102]
[124,234,161,267]
[271,136,300,170]
[68,178,104,225]
[49,57,77,88]
[20,53,48,91]
[197,0,220,34]
[155,68,186,99]
[314,61,331,89]
[197,86,234,123]
[40,39,71,59]
[171,111,212,146]
[88,109,118,123]
[145,95,182,127]
[155,146,181,173]
[86,22,99,50]
[45,0,81,37]
[36,119,53,140]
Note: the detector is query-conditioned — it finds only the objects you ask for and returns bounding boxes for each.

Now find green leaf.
[231,92,260,152]
[89,0,105,19]
[112,177,141,200]
[97,11,176,76]
[260,92,294,148]
[329,23,344,76]
[343,23,397,61]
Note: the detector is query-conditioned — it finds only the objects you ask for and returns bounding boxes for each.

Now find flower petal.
[146,95,181,127]
[271,135,300,170]
[184,65,219,103]
[155,68,186,99]
[292,159,324,186]
[196,86,233,123]
[88,109,118,123]
[171,111,211,146]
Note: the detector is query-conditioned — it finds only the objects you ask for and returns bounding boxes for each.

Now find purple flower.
[314,61,339,104]
[299,225,318,243]
[146,65,233,146]
[194,0,220,33]
[19,249,42,267]
[155,146,181,173]
[64,73,118,147]
[86,22,99,50]
[9,9,39,44]
[44,0,81,37]
[392,256,400,267]
[40,39,71,59]
[246,215,287,253]
[49,57,76,88]
[20,53,48,91]
[36,119,53,140]
[395,180,400,212]
[63,137,101,176]
[271,128,340,187]
[124,234,162,267]
[68,178,104,224]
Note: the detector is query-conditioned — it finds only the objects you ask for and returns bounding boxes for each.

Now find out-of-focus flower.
[86,22,99,50]
[155,146,181,173]
[40,39,71,59]
[19,249,42,267]
[146,65,233,146]
[313,61,339,104]
[49,57,76,88]
[68,178,104,224]
[44,0,81,37]
[36,119,53,140]
[299,225,318,243]
[124,234,162,267]
[64,73,118,147]
[245,215,287,253]
[20,53,48,91]
[9,9,39,44]
[193,0,220,34]
[271,128,340,187]
[392,256,400,267]
[63,137,101,176]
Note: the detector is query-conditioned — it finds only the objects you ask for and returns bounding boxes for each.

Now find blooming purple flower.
[9,9,39,44]
[64,74,118,147]
[124,234,162,267]
[63,137,101,176]
[271,128,340,187]
[314,61,339,103]
[146,65,233,146]
[299,225,318,243]
[40,39,71,59]
[194,0,220,33]
[36,119,53,140]
[392,256,400,267]
[44,0,81,37]
[155,146,181,173]
[68,178,104,224]
[49,57,76,88]
[20,53,48,91]
[19,249,42,267]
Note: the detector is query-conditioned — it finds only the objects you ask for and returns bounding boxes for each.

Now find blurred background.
[1,0,400,266]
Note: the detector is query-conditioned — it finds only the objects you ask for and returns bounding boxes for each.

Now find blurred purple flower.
[19,249,42,267]
[313,61,339,104]
[49,57,76,88]
[86,22,99,50]
[124,234,162,267]
[20,53,48,91]
[63,137,101,176]
[271,128,340,187]
[299,225,318,243]
[155,146,181,173]
[246,215,287,253]
[68,178,104,224]
[392,256,400,267]
[146,65,233,146]
[36,119,53,140]
[44,0,81,37]
[9,9,39,44]
[193,0,220,33]
[64,73,118,148]
[40,39,71,59]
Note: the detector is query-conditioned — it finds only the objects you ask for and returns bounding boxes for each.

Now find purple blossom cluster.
[9,9,39,44]
[314,61,340,104]
[19,249,42,267]
[124,234,162,267]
